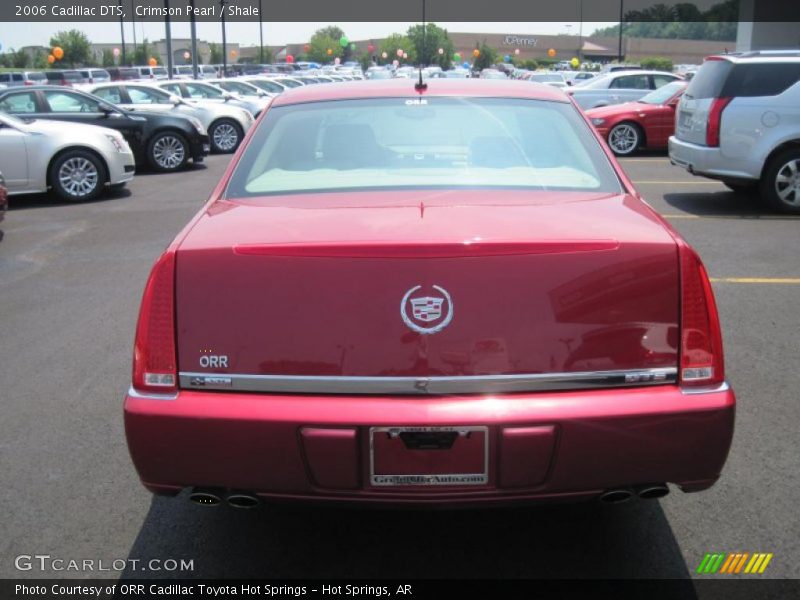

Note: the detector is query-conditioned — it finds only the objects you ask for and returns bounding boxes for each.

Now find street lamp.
[220,0,228,77]
[258,0,264,64]
[618,0,625,62]
[118,0,126,64]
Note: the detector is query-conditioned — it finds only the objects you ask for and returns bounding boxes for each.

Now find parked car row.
[0,70,376,203]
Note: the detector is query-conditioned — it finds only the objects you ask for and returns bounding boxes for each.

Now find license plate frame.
[369,426,489,487]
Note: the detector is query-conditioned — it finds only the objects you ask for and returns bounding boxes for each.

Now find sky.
[0,22,618,50]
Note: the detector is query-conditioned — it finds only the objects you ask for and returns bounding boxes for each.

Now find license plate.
[369,426,488,486]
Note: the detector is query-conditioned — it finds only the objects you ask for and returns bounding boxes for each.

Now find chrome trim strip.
[680,381,731,395]
[127,385,178,401]
[179,367,677,395]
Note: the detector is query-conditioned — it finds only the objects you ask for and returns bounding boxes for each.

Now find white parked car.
[206,78,276,99]
[83,82,254,153]
[0,112,134,201]
[155,80,269,117]
[567,70,683,109]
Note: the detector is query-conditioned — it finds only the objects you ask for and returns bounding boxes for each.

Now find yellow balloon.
[571,57,580,68]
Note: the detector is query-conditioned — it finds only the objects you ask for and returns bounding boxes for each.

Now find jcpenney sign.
[504,36,538,47]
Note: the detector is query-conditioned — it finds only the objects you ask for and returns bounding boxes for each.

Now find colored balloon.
[392,59,399,67]
[438,48,444,55]
[53,46,64,60]
[148,57,157,67]
[286,54,294,63]
[514,48,520,55]
[326,48,333,55]
[47,54,55,64]
[230,49,238,58]
[304,44,310,52]
[339,36,349,48]
[403,53,408,59]
[547,48,556,57]
[472,48,480,58]
[453,52,461,61]
[114,48,121,57]
[381,51,388,59]
[334,57,341,65]
[571,57,580,68]
[368,43,375,53]
[504,55,511,62]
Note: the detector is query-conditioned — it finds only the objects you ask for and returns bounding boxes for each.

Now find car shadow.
[121,492,696,583]
[8,185,132,210]
[663,191,787,219]
[132,162,209,177]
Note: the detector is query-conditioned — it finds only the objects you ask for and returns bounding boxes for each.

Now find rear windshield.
[225,97,621,198]
[26,72,46,81]
[685,59,733,99]
[152,67,168,76]
[722,63,800,97]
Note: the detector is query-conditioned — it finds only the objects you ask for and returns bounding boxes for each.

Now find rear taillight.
[24,80,33,86]
[679,244,724,387]
[705,97,732,147]
[132,251,177,393]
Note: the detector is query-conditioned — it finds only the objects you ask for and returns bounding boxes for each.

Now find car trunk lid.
[175,190,679,390]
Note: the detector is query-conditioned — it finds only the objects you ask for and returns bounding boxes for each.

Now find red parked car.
[585,81,688,156]
[124,79,734,508]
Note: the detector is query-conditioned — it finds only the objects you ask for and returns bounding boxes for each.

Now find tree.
[12,48,30,69]
[378,34,415,65]
[209,43,222,64]
[307,27,346,63]
[472,42,497,71]
[407,23,454,69]
[101,49,116,67]
[49,29,92,67]
[640,56,673,71]
[132,39,158,65]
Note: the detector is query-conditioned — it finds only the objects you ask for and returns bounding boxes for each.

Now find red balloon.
[367,43,375,53]
[304,44,310,52]
[286,54,294,63]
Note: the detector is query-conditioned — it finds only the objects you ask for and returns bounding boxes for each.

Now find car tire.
[209,119,243,154]
[147,131,189,172]
[760,148,800,214]
[49,149,107,202]
[607,122,642,156]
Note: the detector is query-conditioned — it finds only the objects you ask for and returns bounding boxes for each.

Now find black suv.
[0,86,210,171]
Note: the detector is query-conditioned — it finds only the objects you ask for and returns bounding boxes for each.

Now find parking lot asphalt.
[1,155,798,582]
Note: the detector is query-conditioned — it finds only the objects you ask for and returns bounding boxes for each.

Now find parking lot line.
[633,181,722,184]
[710,278,800,284]
[660,214,800,221]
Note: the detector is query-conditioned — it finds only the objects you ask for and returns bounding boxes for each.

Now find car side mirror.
[169,94,182,106]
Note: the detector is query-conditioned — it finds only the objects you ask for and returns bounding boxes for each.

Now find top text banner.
[2,0,799,23]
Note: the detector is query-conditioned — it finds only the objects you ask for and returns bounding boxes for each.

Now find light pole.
[130,0,137,63]
[118,0,126,64]
[220,0,228,77]
[618,0,625,62]
[258,0,264,64]
[164,0,173,76]
[189,0,198,78]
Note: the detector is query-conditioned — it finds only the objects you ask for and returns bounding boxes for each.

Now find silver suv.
[669,51,800,213]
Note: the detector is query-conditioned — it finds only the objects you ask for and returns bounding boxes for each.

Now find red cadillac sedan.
[124,79,734,508]
[585,81,688,156]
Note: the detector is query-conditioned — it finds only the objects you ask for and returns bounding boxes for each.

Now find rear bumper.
[124,383,735,505]
[668,136,758,182]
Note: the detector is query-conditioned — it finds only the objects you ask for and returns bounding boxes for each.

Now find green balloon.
[350,43,356,51]
[339,36,349,48]
[453,53,461,61]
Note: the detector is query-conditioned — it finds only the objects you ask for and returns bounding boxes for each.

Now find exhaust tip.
[227,492,260,509]
[636,484,670,500]
[599,488,634,504]
[188,488,223,506]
